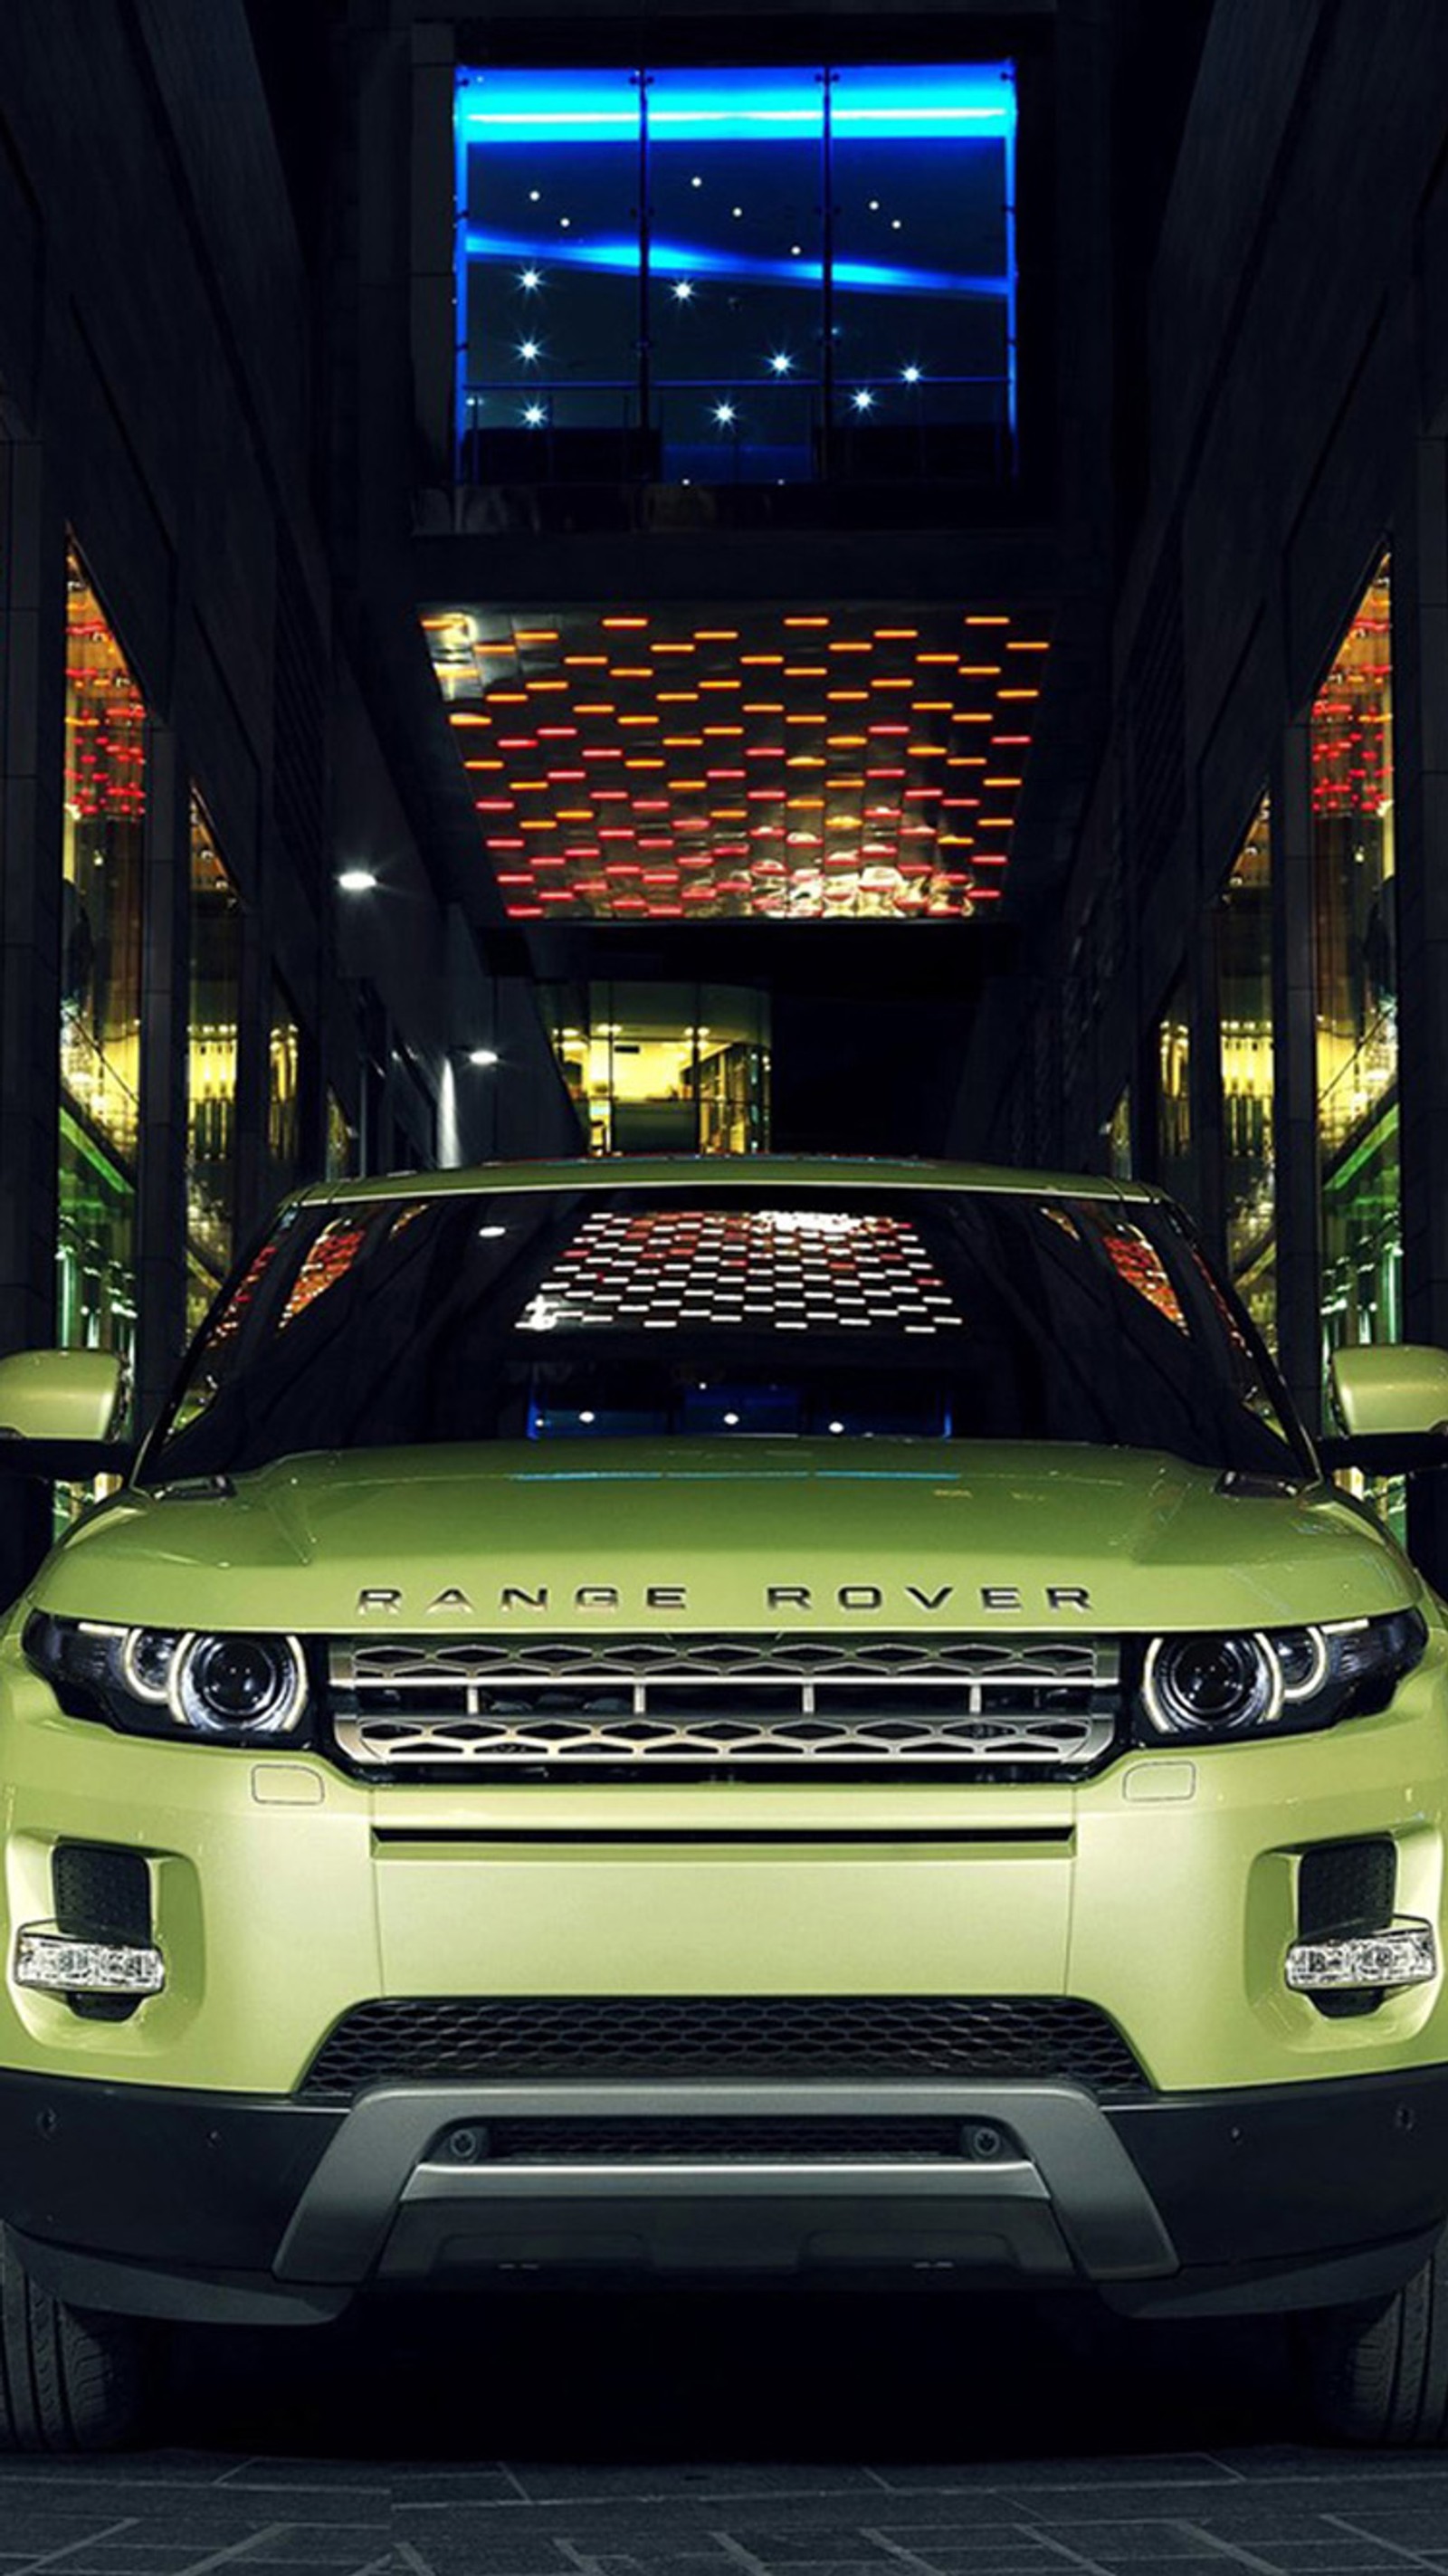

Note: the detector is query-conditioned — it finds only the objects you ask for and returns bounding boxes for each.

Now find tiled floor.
[2,2292,1444,2576]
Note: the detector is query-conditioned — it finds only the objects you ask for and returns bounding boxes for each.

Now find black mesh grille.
[51,1843,151,2026]
[52,1844,150,1942]
[300,1996,1148,2102]
[1298,1838,1396,1938]
[462,2115,986,2163]
[1297,1837,1397,2023]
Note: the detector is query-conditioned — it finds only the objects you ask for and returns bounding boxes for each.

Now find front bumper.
[7,2061,1448,2326]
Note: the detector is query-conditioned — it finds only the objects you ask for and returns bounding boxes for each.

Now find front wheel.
[1300,2233,1448,2445]
[0,2227,152,2451]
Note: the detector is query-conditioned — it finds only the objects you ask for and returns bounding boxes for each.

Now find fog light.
[1285,1920,1437,1995]
[14,1926,165,1998]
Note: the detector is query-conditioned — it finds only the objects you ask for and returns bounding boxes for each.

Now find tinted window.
[141,1188,1311,1484]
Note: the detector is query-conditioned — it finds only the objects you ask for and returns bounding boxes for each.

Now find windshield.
[139,1185,1313,1484]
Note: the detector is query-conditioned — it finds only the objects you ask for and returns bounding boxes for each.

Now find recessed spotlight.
[559,215,571,228]
[851,387,875,412]
[768,351,794,376]
[337,867,378,893]
[519,267,541,291]
[713,401,737,426]
[901,364,921,385]
[691,174,702,188]
[518,339,540,362]
[789,243,802,257]
[723,1411,740,1426]
[868,197,880,212]
[579,1409,596,1425]
[468,1046,500,1068]
[529,188,540,203]
[732,205,743,218]
[891,217,901,231]
[672,280,694,302]
[523,403,546,426]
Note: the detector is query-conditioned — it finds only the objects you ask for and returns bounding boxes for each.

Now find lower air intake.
[300,1994,1148,2102]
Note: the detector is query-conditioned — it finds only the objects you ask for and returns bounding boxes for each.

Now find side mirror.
[0,1350,132,1479]
[1319,1344,1448,1475]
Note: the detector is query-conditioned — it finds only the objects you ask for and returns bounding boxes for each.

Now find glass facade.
[455,63,1017,484]
[1155,980,1192,1214]
[59,544,145,1399]
[549,984,770,1155]
[1107,1088,1132,1179]
[1313,558,1400,1369]
[1217,791,1275,1346]
[326,1089,356,1181]
[186,798,242,1327]
[268,982,301,1197]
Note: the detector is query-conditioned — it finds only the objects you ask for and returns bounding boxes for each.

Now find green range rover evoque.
[2,1154,1448,2450]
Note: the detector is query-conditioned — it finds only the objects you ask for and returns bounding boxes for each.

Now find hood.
[32,1439,1416,1635]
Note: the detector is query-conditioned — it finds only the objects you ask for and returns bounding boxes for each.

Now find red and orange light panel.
[422,607,1050,922]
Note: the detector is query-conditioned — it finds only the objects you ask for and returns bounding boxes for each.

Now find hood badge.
[356,1582,1093,1617]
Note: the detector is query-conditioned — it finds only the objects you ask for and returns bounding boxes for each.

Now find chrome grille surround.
[327,1631,1121,1772]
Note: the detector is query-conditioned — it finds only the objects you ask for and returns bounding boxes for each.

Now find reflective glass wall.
[548,983,770,1154]
[186,797,243,1330]
[58,544,145,1399]
[455,62,1017,485]
[1312,558,1400,1367]
[1155,980,1192,1212]
[268,983,301,1198]
[1216,791,1275,1346]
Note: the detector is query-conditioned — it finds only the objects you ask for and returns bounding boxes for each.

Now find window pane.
[458,68,643,451]
[1156,978,1192,1211]
[326,1089,356,1181]
[1107,1088,1132,1179]
[648,68,823,483]
[268,982,301,1195]
[62,545,144,1174]
[1313,558,1399,1367]
[60,544,143,1410]
[187,797,242,1303]
[1217,791,1275,1348]
[829,63,1015,465]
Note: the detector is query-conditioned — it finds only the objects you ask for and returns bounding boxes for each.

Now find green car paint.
[3,1156,1448,2348]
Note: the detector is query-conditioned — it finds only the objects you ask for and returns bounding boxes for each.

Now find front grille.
[300,1995,1148,2102]
[448,2115,985,2164]
[328,1632,1121,1775]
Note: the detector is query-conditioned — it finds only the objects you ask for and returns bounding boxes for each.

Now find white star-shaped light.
[523,404,546,427]
[851,387,875,412]
[713,402,737,427]
[901,364,921,385]
[672,280,694,302]
[768,351,794,375]
[518,340,541,363]
[519,268,541,291]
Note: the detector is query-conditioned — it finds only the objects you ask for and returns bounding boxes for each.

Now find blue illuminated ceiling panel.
[453,62,1018,478]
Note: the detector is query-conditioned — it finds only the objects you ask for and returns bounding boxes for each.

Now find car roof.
[294,1154,1161,1209]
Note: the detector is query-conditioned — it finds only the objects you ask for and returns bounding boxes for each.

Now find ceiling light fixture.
[337,867,378,893]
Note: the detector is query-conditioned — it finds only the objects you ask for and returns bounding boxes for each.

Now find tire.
[1300,2232,1448,2446]
[0,2226,150,2451]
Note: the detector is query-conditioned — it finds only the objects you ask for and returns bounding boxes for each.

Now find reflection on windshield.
[142,1188,1311,1485]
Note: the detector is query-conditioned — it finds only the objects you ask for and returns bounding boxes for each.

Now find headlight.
[1139,1607,1427,1745]
[21,1612,310,1745]
[172,1634,306,1739]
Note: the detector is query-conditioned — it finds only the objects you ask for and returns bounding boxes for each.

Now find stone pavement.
[1,2290,1446,2575]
